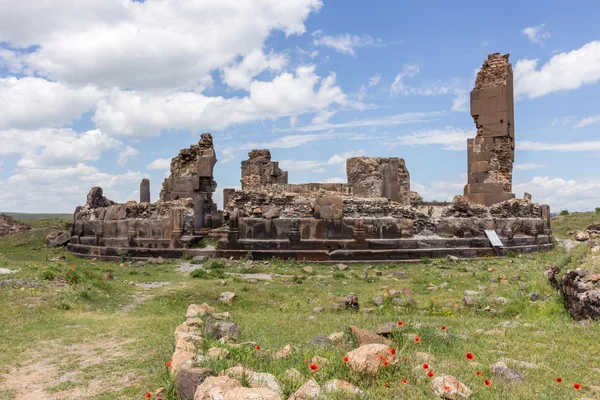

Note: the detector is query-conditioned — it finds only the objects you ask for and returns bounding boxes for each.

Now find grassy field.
[0,216,599,399]
[551,210,600,239]
[1,212,73,221]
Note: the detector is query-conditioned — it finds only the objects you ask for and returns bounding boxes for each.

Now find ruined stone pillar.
[464,53,516,206]
[169,208,183,249]
[140,178,150,203]
[288,220,301,249]
[351,219,368,249]
[226,209,241,249]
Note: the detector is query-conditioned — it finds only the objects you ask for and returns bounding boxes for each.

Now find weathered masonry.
[68,53,553,261]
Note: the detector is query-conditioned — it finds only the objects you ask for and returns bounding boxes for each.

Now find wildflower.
[337,342,342,346]
[389,348,396,355]
[444,385,451,391]
[255,345,260,351]
[421,363,429,370]
[414,336,421,343]
[145,393,152,399]
[465,352,475,361]
[397,321,404,327]
[401,379,408,384]
[383,361,389,366]
[574,383,581,390]
[343,356,349,363]
[384,382,389,387]
[476,371,482,376]
[556,377,562,383]
[427,370,435,378]
[442,326,446,331]
[484,379,492,387]
[309,363,319,372]
[166,361,172,367]
[402,357,408,363]
[378,355,383,360]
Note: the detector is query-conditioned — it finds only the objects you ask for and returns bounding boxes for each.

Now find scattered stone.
[372,296,384,306]
[491,361,524,383]
[323,379,363,396]
[311,355,328,365]
[187,303,215,318]
[336,263,348,271]
[391,271,409,279]
[464,290,479,296]
[342,293,360,310]
[238,273,273,281]
[0,214,32,237]
[284,368,303,382]
[386,289,400,297]
[193,376,279,400]
[193,255,208,262]
[219,291,236,304]
[499,358,538,369]
[204,321,240,340]
[102,271,114,281]
[303,266,313,273]
[415,352,435,363]
[312,306,324,313]
[275,344,292,359]
[310,336,332,348]
[250,372,281,395]
[207,347,229,359]
[175,367,213,400]
[431,375,472,399]
[289,379,321,400]
[500,321,519,328]
[489,297,510,304]
[349,325,392,346]
[375,322,399,337]
[50,256,66,262]
[463,296,476,306]
[529,292,540,302]
[0,268,16,275]
[346,343,396,375]
[45,231,70,247]
[327,332,344,342]
[573,230,590,241]
[171,349,195,373]
[137,281,171,289]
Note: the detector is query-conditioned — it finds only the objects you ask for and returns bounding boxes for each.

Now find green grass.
[0,214,599,399]
[1,212,73,221]
[551,210,600,239]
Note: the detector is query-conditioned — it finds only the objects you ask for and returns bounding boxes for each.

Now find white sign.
[484,230,503,247]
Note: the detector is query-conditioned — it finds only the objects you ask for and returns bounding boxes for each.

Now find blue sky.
[1,0,600,213]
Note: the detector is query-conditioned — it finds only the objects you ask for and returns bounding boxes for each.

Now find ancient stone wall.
[464,53,515,206]
[548,266,600,321]
[240,150,288,190]
[347,157,411,206]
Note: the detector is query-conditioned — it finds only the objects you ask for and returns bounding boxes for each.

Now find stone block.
[175,367,213,400]
[464,183,505,194]
[196,157,214,178]
[469,161,489,173]
[314,196,343,219]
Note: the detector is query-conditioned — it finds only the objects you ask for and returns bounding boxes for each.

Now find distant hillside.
[1,212,72,221]
[551,211,600,239]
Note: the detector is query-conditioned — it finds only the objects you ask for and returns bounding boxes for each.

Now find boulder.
[346,343,396,375]
[289,379,321,400]
[275,344,292,359]
[193,376,279,400]
[175,367,212,400]
[491,361,524,383]
[431,375,472,399]
[375,322,399,337]
[186,303,215,319]
[172,349,195,373]
[573,230,590,241]
[349,325,392,346]
[341,293,360,310]
[204,321,240,340]
[207,347,229,359]
[219,292,236,304]
[46,231,71,247]
[249,372,281,395]
[323,379,363,396]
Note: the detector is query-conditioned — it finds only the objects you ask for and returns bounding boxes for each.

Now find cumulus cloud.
[221,49,288,90]
[390,64,420,94]
[522,24,550,47]
[117,145,139,167]
[94,66,345,137]
[312,31,379,56]
[514,40,600,99]
[390,127,474,151]
[0,77,104,130]
[575,114,600,128]
[0,0,323,91]
[514,163,546,171]
[280,150,364,173]
[146,158,172,171]
[519,140,600,151]
[514,176,600,211]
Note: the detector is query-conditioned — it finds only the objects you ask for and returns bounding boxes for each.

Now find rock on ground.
[349,325,392,346]
[46,231,71,247]
[204,321,240,340]
[187,303,215,318]
[491,361,524,383]
[193,376,279,400]
[219,292,236,304]
[289,379,320,400]
[175,367,213,400]
[346,343,396,375]
[431,375,472,399]
[323,379,363,396]
[275,344,292,359]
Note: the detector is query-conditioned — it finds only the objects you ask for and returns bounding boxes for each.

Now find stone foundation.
[548,267,600,321]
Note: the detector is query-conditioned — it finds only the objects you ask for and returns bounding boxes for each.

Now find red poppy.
[401,379,408,384]
[255,345,260,350]
[484,379,492,387]
[384,382,389,387]
[166,361,172,367]
[389,348,396,355]
[383,361,389,366]
[444,385,451,391]
[309,363,319,372]
[574,383,581,390]
[337,342,342,346]
[556,377,562,383]
[427,370,435,378]
[465,352,475,361]
[145,393,152,399]
[402,357,408,363]
[303,359,307,363]
[476,371,482,376]
[343,356,349,363]
[378,355,383,360]
[414,336,421,343]
[421,363,429,370]
[441,326,446,331]
[398,321,404,327]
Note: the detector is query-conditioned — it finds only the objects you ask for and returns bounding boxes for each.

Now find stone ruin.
[68,53,553,261]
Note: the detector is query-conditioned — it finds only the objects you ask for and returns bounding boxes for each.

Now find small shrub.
[559,210,569,216]
[332,272,345,280]
[41,268,56,281]
[190,269,210,279]
[291,275,305,284]
[595,207,600,213]
[506,250,517,258]
[204,259,226,270]
[77,290,92,300]
[65,270,79,285]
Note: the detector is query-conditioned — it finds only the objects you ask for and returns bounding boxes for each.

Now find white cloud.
[412,178,465,202]
[451,89,469,112]
[221,49,288,90]
[368,74,381,87]
[390,64,420,94]
[575,114,600,128]
[550,116,576,128]
[0,77,104,130]
[0,128,121,167]
[320,177,346,183]
[146,158,172,171]
[285,111,445,132]
[519,140,600,151]
[514,40,600,99]
[514,176,600,211]
[94,66,346,137]
[280,150,364,173]
[390,127,473,151]
[514,163,546,171]
[522,24,550,47]
[240,132,369,151]
[1,0,323,91]
[312,31,378,56]
[117,145,139,167]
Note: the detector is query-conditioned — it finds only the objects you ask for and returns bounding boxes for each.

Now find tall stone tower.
[464,53,516,206]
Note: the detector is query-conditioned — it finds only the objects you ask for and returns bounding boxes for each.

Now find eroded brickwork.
[240,150,288,190]
[347,157,411,206]
[464,53,516,206]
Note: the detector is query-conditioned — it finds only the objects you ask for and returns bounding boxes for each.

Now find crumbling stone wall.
[464,53,515,206]
[160,133,220,229]
[548,266,600,321]
[0,214,32,237]
[347,157,411,206]
[241,150,288,190]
